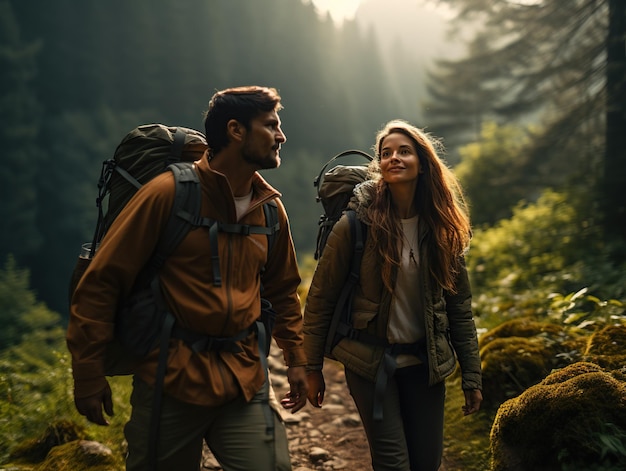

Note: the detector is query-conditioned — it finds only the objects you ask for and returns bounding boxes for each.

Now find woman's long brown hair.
[367,120,471,293]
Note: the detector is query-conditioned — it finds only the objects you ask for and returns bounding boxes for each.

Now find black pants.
[345,364,445,471]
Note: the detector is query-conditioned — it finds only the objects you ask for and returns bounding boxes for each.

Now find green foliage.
[431,0,626,259]
[0,335,75,462]
[466,183,626,329]
[430,0,610,177]
[0,260,130,467]
[442,376,493,471]
[586,423,626,469]
[478,317,588,409]
[455,122,535,226]
[0,334,131,468]
[548,288,626,330]
[468,189,582,292]
[0,256,59,349]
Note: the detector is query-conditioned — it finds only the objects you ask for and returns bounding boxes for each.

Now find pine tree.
[428,0,625,255]
[0,1,42,264]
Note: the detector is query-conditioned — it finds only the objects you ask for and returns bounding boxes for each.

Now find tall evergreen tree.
[604,0,626,243]
[430,0,625,254]
[424,35,504,158]
[0,1,42,264]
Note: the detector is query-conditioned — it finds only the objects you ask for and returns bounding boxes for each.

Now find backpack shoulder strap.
[142,161,201,278]
[263,200,279,255]
[324,209,367,357]
[144,159,200,471]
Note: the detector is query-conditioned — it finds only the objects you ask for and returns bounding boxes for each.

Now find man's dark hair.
[204,86,283,156]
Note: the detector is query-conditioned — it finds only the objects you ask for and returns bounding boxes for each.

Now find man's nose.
[276,128,286,143]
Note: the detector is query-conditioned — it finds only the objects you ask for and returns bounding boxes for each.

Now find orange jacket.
[67,153,306,406]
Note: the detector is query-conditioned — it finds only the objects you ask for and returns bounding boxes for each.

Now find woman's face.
[379,132,420,185]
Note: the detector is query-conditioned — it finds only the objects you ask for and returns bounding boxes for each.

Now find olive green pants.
[124,377,291,471]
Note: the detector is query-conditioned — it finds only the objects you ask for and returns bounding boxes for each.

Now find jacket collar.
[195,152,281,221]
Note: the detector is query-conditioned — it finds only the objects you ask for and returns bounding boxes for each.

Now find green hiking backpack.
[313,149,373,260]
[68,124,205,302]
[312,149,373,358]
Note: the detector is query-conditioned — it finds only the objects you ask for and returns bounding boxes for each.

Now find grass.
[0,339,132,470]
[443,375,494,471]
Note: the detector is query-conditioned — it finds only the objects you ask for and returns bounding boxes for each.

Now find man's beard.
[242,146,280,169]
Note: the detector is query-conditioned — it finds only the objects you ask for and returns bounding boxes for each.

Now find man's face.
[241,110,286,169]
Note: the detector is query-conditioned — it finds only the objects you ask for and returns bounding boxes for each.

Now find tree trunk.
[604,0,626,252]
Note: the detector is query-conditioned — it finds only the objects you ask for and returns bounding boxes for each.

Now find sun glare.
[310,0,362,24]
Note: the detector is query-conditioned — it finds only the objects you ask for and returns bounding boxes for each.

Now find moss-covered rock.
[478,317,586,408]
[9,419,87,463]
[33,440,116,471]
[490,362,626,471]
[479,317,565,349]
[584,324,626,370]
[480,336,553,407]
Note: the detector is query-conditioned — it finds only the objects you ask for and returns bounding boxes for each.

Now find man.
[67,86,308,470]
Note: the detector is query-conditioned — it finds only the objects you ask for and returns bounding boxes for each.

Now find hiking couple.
[67,85,482,471]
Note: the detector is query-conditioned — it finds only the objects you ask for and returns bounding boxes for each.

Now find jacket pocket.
[351,288,379,329]
[433,311,454,363]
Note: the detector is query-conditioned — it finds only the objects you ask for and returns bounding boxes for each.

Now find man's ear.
[227,119,245,143]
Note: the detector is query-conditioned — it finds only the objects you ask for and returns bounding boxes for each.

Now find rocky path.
[201,344,372,470]
[271,355,372,471]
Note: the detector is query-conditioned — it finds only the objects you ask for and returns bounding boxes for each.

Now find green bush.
[0,260,131,468]
[467,190,581,292]
[0,256,60,350]
[455,122,533,226]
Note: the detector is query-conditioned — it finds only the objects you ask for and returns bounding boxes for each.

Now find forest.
[2,0,432,314]
[1,0,626,469]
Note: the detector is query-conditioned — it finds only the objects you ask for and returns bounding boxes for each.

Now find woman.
[303,119,483,471]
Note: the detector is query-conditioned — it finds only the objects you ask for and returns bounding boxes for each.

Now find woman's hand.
[462,388,483,415]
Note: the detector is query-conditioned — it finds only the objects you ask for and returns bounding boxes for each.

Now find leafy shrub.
[467,190,582,293]
[455,122,533,226]
[0,256,60,350]
[0,260,131,468]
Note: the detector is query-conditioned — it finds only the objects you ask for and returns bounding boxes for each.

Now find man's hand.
[280,366,308,413]
[74,382,114,426]
[306,370,325,408]
[462,388,483,416]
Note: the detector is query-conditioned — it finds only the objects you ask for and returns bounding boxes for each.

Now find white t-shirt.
[387,216,425,368]
[234,190,253,221]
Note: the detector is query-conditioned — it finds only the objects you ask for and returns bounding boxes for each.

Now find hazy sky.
[310,0,362,23]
